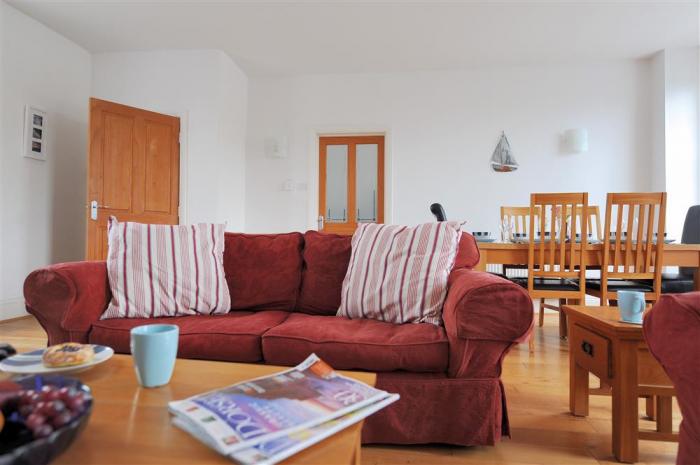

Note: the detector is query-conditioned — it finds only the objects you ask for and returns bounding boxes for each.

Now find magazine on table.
[174,394,399,465]
[168,353,397,458]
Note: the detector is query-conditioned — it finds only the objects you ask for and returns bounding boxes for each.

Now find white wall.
[0,1,91,319]
[245,62,653,233]
[664,47,699,239]
[648,47,700,239]
[91,50,247,229]
[650,51,667,193]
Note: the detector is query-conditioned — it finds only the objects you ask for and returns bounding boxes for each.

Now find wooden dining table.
[474,242,700,291]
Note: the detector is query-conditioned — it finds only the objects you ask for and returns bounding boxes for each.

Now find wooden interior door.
[319,135,384,235]
[86,98,180,260]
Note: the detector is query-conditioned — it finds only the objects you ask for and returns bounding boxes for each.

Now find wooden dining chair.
[586,193,667,305]
[500,206,541,279]
[501,206,541,240]
[567,205,603,241]
[510,193,589,342]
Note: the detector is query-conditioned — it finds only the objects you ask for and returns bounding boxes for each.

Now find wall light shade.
[563,128,589,153]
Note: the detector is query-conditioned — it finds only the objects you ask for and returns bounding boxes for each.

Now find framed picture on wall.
[24,105,47,161]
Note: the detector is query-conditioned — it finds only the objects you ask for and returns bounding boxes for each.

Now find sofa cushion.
[224,232,304,311]
[103,219,231,320]
[337,222,462,325]
[298,231,353,315]
[262,313,448,372]
[454,233,480,270]
[296,231,479,317]
[89,311,290,362]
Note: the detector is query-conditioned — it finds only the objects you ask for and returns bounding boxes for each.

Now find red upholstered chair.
[644,293,700,465]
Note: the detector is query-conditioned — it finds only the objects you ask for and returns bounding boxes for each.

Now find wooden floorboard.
[0,315,679,465]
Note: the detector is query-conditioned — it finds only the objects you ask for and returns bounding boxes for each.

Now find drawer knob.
[581,341,594,357]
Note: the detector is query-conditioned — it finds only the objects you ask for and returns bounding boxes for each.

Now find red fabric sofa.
[644,293,700,465]
[23,230,533,446]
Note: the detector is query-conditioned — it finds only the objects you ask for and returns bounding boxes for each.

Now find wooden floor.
[0,315,679,465]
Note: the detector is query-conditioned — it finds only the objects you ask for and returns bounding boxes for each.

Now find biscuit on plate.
[42,343,95,368]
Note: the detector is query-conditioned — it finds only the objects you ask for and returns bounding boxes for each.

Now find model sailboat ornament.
[490,131,519,172]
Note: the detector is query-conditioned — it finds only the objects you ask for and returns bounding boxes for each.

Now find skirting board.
[0,298,27,321]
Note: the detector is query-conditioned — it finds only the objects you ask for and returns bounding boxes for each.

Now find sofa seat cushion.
[262,313,448,372]
[89,311,290,362]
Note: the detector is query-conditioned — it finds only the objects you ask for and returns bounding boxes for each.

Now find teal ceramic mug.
[618,291,646,324]
[130,324,179,388]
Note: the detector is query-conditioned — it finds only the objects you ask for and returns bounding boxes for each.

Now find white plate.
[0,345,114,374]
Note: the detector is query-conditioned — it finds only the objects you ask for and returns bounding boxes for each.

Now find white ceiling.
[7,0,700,76]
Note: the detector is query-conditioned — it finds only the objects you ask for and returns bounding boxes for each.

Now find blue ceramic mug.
[130,324,179,388]
[618,291,646,324]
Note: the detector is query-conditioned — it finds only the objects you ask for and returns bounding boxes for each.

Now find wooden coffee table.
[42,355,374,465]
[561,305,677,464]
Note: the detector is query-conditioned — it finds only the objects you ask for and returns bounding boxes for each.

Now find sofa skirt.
[362,372,507,446]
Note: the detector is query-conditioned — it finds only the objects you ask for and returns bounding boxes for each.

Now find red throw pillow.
[298,231,353,315]
[337,222,462,325]
[454,233,480,269]
[102,217,230,319]
[223,232,304,311]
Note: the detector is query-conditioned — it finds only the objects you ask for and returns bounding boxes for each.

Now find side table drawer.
[571,324,611,381]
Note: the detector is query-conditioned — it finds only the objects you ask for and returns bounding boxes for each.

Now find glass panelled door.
[319,135,384,234]
[325,144,349,224]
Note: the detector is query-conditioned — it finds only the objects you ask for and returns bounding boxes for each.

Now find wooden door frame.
[318,135,385,234]
[310,129,391,231]
[175,110,189,224]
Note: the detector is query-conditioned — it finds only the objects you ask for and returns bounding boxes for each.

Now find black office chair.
[430,203,447,222]
[651,205,699,293]
[430,203,509,280]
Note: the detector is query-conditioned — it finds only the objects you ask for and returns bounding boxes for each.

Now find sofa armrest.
[24,261,110,345]
[443,269,533,378]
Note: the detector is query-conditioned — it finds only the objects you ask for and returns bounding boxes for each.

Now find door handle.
[317,215,324,230]
[88,200,112,220]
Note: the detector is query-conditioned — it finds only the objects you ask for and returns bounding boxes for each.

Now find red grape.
[65,396,85,412]
[7,385,90,440]
[46,400,66,417]
[25,412,46,430]
[51,411,73,428]
[57,387,76,400]
[43,389,61,402]
[19,390,39,405]
[18,404,34,417]
[33,401,50,416]
[32,423,54,438]
[39,386,54,400]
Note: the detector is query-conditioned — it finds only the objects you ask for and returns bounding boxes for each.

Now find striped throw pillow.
[337,222,462,326]
[101,217,231,319]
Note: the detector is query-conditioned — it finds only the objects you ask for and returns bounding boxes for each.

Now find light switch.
[282,179,295,191]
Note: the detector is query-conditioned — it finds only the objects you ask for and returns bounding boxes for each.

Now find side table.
[561,305,678,463]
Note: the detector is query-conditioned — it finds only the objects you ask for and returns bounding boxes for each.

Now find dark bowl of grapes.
[0,375,92,465]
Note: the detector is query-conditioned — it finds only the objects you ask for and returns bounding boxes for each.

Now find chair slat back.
[566,205,603,241]
[600,192,667,302]
[501,206,541,239]
[527,193,589,286]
